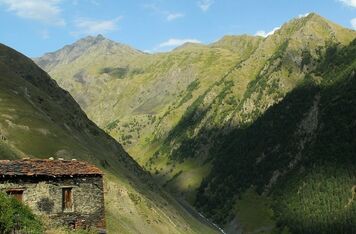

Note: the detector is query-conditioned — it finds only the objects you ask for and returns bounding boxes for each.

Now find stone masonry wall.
[0,175,105,229]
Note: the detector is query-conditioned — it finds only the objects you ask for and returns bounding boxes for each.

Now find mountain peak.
[173,42,205,51]
[78,34,108,45]
[300,12,332,25]
[34,34,144,71]
[210,34,263,52]
[267,12,355,46]
[96,34,105,40]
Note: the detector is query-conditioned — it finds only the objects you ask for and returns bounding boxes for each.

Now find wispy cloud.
[255,27,281,38]
[72,17,122,36]
[72,0,99,6]
[146,38,201,53]
[159,38,201,48]
[197,0,214,12]
[0,0,65,26]
[338,0,356,7]
[298,12,311,19]
[167,13,184,21]
[351,18,356,29]
[144,3,184,21]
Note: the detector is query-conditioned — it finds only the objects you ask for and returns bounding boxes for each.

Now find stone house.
[0,159,105,232]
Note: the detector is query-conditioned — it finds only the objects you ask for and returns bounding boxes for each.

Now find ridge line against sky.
[0,0,355,57]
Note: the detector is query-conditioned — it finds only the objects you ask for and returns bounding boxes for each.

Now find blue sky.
[0,0,355,57]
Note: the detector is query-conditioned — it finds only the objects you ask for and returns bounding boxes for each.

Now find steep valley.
[0,43,218,233]
[34,13,356,233]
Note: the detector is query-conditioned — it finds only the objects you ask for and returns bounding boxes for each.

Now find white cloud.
[144,4,184,21]
[255,27,281,38]
[351,18,356,29]
[72,0,99,5]
[158,38,201,48]
[339,0,356,7]
[298,12,311,19]
[0,0,65,26]
[167,13,184,21]
[148,38,201,53]
[198,0,214,11]
[73,17,122,35]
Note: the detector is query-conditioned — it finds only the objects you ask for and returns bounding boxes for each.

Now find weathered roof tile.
[0,159,103,177]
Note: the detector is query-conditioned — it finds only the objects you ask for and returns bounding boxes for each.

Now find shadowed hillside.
[196,38,356,233]
[0,43,218,234]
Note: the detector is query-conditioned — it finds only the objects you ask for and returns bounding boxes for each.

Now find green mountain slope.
[196,38,356,233]
[0,43,218,233]
[35,13,356,233]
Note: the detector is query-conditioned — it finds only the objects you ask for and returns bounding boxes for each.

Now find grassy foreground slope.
[0,43,218,234]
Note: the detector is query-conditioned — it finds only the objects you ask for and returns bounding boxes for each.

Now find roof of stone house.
[0,159,103,177]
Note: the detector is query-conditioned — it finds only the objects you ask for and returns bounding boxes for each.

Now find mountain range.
[30,13,356,233]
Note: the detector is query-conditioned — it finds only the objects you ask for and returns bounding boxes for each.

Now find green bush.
[0,192,43,233]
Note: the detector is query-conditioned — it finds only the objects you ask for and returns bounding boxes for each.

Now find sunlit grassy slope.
[0,43,218,234]
[35,13,356,233]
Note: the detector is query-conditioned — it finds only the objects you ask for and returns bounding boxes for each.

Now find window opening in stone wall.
[6,189,24,202]
[62,188,73,212]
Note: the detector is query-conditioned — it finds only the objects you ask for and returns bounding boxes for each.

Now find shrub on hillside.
[0,192,43,233]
